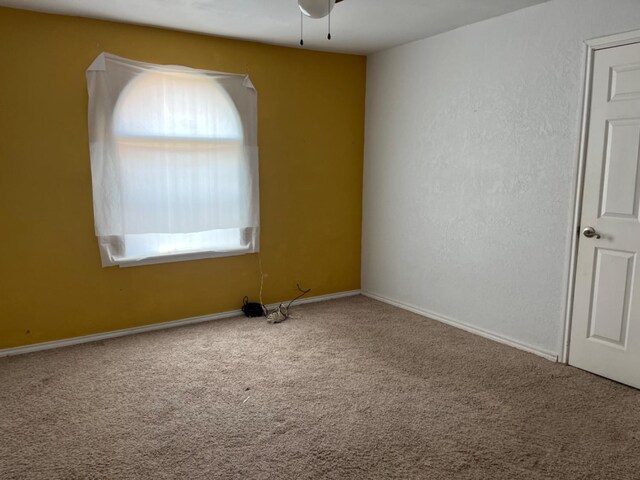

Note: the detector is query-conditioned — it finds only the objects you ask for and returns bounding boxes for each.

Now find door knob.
[582,226,601,239]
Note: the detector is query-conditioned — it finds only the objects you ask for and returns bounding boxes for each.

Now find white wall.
[362,0,640,357]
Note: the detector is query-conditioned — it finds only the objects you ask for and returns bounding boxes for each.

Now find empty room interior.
[2,0,640,478]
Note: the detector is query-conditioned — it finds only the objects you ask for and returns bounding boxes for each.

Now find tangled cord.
[266,284,311,324]
[253,253,311,323]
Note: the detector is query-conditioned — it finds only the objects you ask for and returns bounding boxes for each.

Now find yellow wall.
[0,8,366,349]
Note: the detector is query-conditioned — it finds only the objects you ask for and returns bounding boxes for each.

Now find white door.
[569,41,640,389]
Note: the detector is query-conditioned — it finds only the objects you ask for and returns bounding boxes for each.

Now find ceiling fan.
[298,0,345,45]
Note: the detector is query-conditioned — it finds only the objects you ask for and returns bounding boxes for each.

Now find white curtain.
[86,53,259,267]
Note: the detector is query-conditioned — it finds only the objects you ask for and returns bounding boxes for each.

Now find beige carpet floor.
[1,295,639,479]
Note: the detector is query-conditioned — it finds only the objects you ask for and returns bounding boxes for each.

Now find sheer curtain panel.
[86,53,259,267]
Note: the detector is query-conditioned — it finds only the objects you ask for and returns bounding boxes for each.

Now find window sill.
[113,246,253,268]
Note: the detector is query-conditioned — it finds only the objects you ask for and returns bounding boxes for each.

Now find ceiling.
[0,0,549,55]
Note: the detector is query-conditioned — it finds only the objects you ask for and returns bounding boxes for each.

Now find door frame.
[561,28,640,364]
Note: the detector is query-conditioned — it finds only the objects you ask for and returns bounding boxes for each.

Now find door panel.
[600,119,640,219]
[570,42,640,389]
[610,62,640,101]
[588,248,634,347]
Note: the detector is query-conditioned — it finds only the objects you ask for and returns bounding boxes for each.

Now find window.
[86,53,259,267]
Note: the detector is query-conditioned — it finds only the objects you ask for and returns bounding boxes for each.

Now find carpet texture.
[1,296,639,479]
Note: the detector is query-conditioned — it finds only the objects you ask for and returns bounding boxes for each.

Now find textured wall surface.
[362,0,640,356]
[0,8,366,349]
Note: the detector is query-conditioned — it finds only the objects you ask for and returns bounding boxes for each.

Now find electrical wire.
[328,0,331,40]
[258,252,265,307]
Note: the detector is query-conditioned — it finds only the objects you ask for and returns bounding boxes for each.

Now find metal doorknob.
[582,226,601,239]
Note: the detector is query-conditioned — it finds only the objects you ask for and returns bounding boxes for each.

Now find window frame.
[86,53,260,268]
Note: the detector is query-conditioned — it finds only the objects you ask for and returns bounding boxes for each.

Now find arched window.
[86,54,259,267]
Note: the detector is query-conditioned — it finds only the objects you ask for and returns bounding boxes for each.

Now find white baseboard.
[362,291,559,362]
[0,289,361,358]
